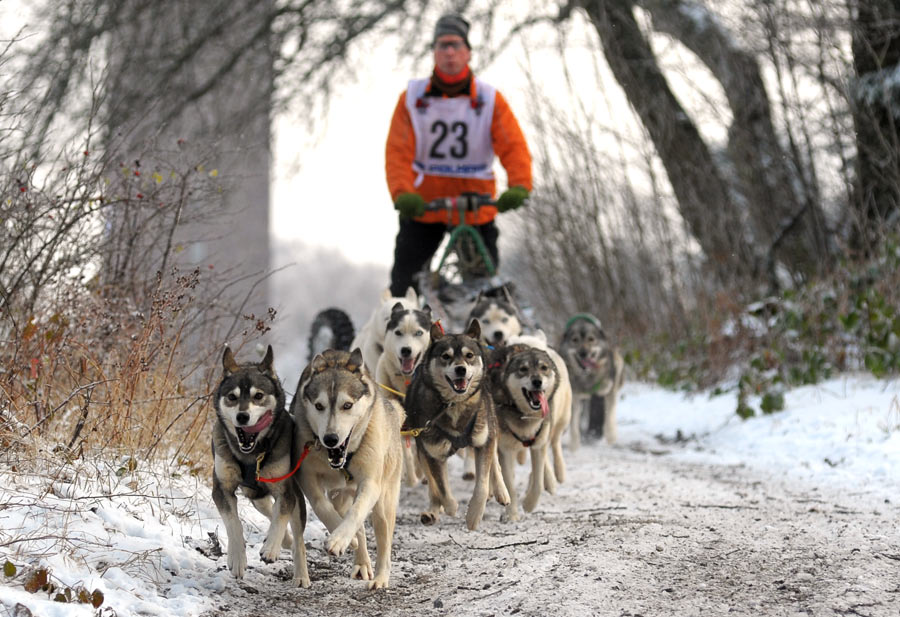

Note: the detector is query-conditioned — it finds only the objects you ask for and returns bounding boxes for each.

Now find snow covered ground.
[1,374,898,617]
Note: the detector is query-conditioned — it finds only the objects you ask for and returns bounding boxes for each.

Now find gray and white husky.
[468,293,522,349]
[404,319,510,530]
[559,314,625,447]
[374,302,432,487]
[351,287,419,373]
[291,349,404,589]
[487,344,561,521]
[211,346,309,587]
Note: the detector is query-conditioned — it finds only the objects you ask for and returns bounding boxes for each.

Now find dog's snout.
[531,378,542,389]
[322,433,340,448]
[454,365,467,377]
[400,347,412,358]
[236,412,249,425]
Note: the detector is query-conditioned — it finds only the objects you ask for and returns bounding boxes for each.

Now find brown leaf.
[23,568,48,593]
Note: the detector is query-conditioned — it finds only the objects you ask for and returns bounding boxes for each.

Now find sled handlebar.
[424,192,495,213]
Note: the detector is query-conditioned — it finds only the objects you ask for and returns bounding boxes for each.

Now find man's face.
[433,34,470,76]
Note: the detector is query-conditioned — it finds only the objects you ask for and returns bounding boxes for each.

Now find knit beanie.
[433,14,470,48]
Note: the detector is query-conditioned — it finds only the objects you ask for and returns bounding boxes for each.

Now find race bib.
[405,78,496,185]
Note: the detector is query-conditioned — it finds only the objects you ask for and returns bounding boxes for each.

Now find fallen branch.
[448,534,550,551]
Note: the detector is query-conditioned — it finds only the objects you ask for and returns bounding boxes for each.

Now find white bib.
[405,77,496,186]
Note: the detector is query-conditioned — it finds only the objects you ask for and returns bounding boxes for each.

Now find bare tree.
[850,0,900,252]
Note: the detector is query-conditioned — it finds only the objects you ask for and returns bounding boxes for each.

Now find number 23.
[429,121,468,159]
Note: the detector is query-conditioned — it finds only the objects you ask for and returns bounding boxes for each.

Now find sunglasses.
[434,40,466,51]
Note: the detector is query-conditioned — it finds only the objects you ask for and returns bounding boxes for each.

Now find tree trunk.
[850,0,900,252]
[640,0,832,282]
[581,0,758,284]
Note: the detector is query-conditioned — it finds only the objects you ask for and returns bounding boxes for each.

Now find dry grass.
[0,271,261,476]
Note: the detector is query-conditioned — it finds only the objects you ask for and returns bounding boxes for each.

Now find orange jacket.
[385,79,532,225]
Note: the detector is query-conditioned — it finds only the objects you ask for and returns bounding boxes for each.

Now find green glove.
[394,192,426,219]
[496,186,529,213]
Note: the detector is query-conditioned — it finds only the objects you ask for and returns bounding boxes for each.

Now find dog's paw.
[281,530,294,550]
[522,491,539,513]
[465,509,483,531]
[351,562,373,581]
[420,511,439,525]
[443,498,458,517]
[493,485,510,506]
[293,573,311,588]
[368,575,390,590]
[227,549,247,579]
[326,530,354,556]
[504,505,520,522]
[259,535,282,564]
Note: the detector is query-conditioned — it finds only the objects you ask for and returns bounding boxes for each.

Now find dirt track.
[199,437,900,617]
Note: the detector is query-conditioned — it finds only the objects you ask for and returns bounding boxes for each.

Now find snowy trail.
[199,436,900,617]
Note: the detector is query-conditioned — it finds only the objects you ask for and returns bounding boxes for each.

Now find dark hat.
[433,14,470,48]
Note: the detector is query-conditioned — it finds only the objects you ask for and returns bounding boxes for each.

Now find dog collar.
[564,313,601,331]
[510,421,545,448]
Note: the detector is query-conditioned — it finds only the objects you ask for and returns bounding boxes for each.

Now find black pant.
[389,218,499,296]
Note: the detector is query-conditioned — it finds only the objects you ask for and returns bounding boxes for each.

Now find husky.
[291,349,403,590]
[487,343,561,521]
[374,302,432,487]
[351,287,419,373]
[211,346,309,587]
[468,292,522,349]
[463,291,525,479]
[507,331,572,485]
[559,313,625,447]
[404,319,510,530]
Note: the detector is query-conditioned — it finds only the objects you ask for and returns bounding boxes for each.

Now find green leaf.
[3,561,16,577]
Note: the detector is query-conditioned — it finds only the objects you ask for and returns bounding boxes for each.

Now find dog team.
[210,287,624,589]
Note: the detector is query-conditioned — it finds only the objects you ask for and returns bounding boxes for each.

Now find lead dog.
[404,319,510,530]
[291,349,403,589]
[211,346,309,587]
[559,313,624,447]
[487,343,560,520]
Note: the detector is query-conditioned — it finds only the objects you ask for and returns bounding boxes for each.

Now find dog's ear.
[404,286,417,304]
[222,347,239,375]
[466,318,481,341]
[422,304,432,318]
[259,345,275,374]
[430,321,444,341]
[380,288,393,302]
[310,353,329,373]
[347,348,364,373]
[391,301,405,314]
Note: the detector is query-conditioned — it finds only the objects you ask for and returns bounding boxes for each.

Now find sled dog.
[463,291,525,478]
[468,292,522,349]
[559,313,625,447]
[508,331,573,485]
[487,343,561,520]
[291,349,403,589]
[374,302,433,487]
[351,287,419,373]
[211,346,309,587]
[404,319,510,530]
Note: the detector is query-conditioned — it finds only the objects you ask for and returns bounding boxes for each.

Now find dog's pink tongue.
[401,356,415,373]
[242,410,273,434]
[538,393,549,418]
